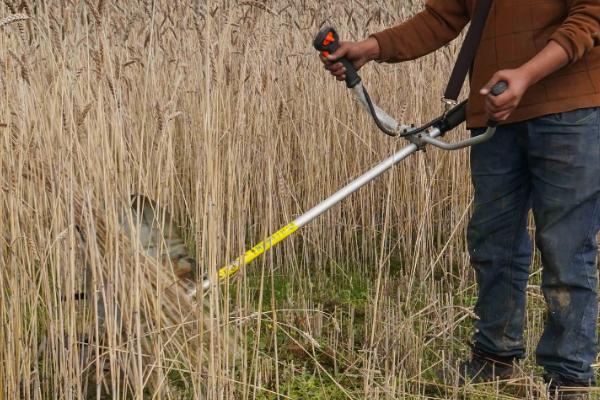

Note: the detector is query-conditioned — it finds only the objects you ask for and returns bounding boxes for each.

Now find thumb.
[480,72,503,96]
[326,42,349,62]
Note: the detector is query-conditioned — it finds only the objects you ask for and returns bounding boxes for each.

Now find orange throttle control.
[313,27,361,89]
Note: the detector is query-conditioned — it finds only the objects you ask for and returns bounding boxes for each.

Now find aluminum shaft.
[294,127,441,228]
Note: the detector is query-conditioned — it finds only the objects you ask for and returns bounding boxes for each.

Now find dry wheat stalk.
[15,162,228,396]
[0,12,28,28]
[1,1,549,399]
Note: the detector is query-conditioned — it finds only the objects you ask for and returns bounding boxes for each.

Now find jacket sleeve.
[370,0,470,63]
[550,0,600,63]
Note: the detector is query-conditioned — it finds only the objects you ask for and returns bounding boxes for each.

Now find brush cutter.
[196,16,504,296]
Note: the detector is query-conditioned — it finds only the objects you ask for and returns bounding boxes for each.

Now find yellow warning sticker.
[218,221,299,280]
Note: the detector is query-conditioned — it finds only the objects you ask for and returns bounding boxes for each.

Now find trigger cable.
[361,85,398,137]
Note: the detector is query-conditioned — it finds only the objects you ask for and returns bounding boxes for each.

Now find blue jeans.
[468,108,600,383]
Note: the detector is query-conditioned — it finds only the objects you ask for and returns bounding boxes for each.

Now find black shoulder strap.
[443,0,495,103]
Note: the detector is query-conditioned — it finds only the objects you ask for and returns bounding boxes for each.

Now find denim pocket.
[540,107,600,127]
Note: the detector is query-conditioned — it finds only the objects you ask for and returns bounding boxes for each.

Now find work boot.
[544,374,593,400]
[458,346,516,385]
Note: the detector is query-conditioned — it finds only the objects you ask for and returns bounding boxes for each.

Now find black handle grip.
[313,26,361,89]
[487,81,509,128]
[440,101,467,133]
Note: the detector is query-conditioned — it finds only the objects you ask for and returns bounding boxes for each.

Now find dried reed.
[0,1,564,399]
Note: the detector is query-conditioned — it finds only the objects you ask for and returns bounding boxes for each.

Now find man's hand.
[480,41,569,122]
[480,69,532,122]
[320,38,380,82]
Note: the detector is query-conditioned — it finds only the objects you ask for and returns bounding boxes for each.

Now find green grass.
[256,369,349,400]
[237,258,567,399]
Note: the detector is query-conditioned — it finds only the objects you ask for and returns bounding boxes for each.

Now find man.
[321,1,600,398]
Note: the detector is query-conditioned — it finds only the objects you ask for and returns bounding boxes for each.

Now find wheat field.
[0,1,589,399]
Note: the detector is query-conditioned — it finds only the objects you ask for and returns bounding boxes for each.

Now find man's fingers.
[491,110,511,121]
[485,92,517,119]
[489,110,510,121]
[480,72,509,96]
[485,95,514,111]
[486,105,514,117]
[485,102,515,116]
[325,63,346,79]
[486,100,514,119]
[325,63,345,74]
[480,75,500,96]
[326,42,349,62]
[486,90,516,110]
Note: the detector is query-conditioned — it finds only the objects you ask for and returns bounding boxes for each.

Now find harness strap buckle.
[441,97,458,113]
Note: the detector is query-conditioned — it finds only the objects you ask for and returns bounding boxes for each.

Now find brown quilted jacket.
[371,0,600,128]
